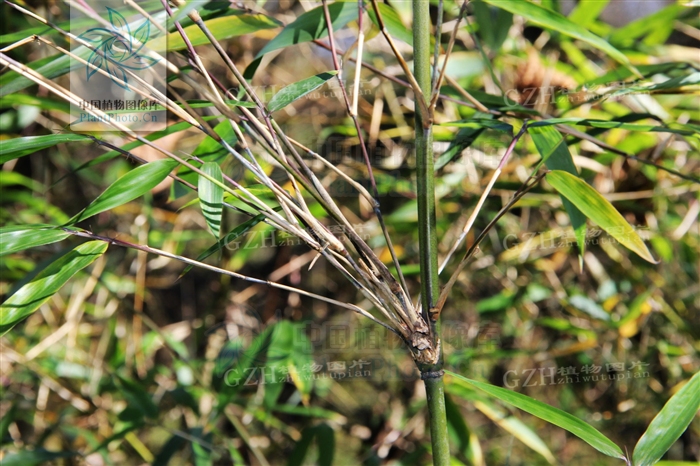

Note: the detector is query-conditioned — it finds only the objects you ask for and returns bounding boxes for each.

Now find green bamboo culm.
[412,0,451,465]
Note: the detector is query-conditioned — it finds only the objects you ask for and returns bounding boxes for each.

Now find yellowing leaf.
[546,171,657,263]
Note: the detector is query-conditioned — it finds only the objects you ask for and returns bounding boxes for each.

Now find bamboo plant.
[1,1,699,464]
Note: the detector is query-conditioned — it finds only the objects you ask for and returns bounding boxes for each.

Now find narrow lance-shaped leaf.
[474,400,556,464]
[530,118,698,137]
[198,162,224,238]
[180,212,272,277]
[288,423,335,466]
[480,0,638,75]
[0,450,79,466]
[172,119,238,199]
[71,158,178,224]
[367,2,413,45]
[546,170,657,263]
[473,0,513,51]
[244,2,358,78]
[147,13,281,51]
[567,0,610,27]
[529,126,587,267]
[633,371,700,466]
[0,134,90,164]
[0,225,71,256]
[445,371,626,459]
[268,71,338,113]
[0,241,108,335]
[314,423,335,466]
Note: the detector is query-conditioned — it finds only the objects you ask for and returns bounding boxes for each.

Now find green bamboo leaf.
[190,427,214,466]
[445,394,472,458]
[435,124,486,170]
[288,423,334,466]
[473,0,513,51]
[70,119,202,176]
[245,2,358,78]
[198,162,224,238]
[288,426,316,466]
[656,462,700,466]
[172,119,238,199]
[0,54,76,96]
[0,134,90,164]
[180,212,270,277]
[567,0,610,28]
[72,158,178,224]
[0,449,78,466]
[480,0,637,74]
[0,225,71,256]
[633,371,700,466]
[367,2,413,45]
[609,5,683,47]
[256,2,356,57]
[148,13,281,51]
[153,435,187,466]
[439,118,514,132]
[585,62,693,88]
[264,321,313,407]
[529,126,587,264]
[268,71,338,112]
[530,118,698,137]
[545,170,657,263]
[0,171,42,191]
[315,423,335,466]
[0,94,71,113]
[445,371,626,459]
[0,240,108,335]
[475,399,556,464]
[271,404,345,421]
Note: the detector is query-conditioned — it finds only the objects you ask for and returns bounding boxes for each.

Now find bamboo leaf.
[0,225,71,256]
[148,13,281,51]
[180,212,270,277]
[288,423,334,466]
[474,400,556,464]
[0,134,90,164]
[72,159,178,224]
[315,423,335,466]
[0,449,78,466]
[545,170,657,263]
[0,54,75,96]
[245,2,357,78]
[609,5,683,47]
[529,126,587,264]
[198,162,224,238]
[0,240,108,335]
[567,0,610,28]
[0,94,71,113]
[473,0,513,51]
[256,2,356,57]
[480,0,637,74]
[367,2,413,45]
[264,321,313,407]
[445,371,626,459]
[268,71,338,112]
[633,371,700,466]
[530,118,698,137]
[439,119,514,132]
[445,394,473,459]
[172,119,238,199]
[288,426,315,466]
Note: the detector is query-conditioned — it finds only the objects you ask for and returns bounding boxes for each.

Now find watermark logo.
[77,7,160,90]
[70,1,167,131]
[504,361,651,388]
